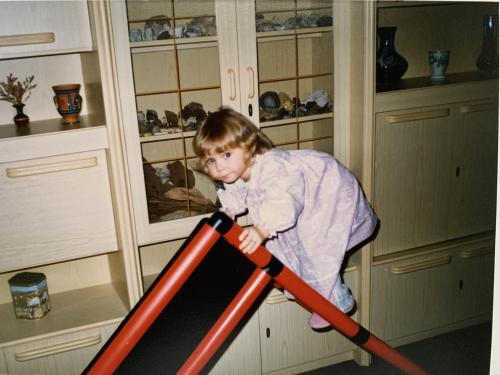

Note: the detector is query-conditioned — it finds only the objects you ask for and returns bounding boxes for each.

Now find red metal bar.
[221,221,429,375]
[86,223,222,375]
[178,268,272,375]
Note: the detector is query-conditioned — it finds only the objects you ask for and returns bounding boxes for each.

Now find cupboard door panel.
[259,270,357,373]
[448,101,498,238]
[0,150,117,272]
[453,245,494,322]
[373,106,454,256]
[3,322,118,375]
[209,314,262,375]
[0,1,92,59]
[371,253,455,342]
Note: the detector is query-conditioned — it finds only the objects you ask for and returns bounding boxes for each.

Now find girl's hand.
[220,207,235,220]
[238,225,269,254]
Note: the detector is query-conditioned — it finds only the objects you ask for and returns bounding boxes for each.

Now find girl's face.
[205,147,252,183]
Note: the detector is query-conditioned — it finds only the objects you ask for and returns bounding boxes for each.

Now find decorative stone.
[129,28,143,42]
[259,91,280,109]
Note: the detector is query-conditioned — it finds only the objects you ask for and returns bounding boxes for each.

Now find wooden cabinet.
[259,268,358,373]
[0,1,92,59]
[448,99,498,238]
[371,236,494,347]
[2,320,119,375]
[0,2,136,372]
[0,147,117,272]
[373,81,498,257]
[365,0,498,354]
[110,0,334,245]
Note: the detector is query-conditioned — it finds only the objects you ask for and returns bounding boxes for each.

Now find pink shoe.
[308,313,331,329]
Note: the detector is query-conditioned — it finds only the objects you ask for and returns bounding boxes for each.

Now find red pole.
[86,223,222,375]
[220,220,429,375]
[178,268,272,375]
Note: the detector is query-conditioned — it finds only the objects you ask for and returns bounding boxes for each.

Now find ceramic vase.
[52,84,83,124]
[376,27,408,87]
[428,50,450,82]
[476,15,498,77]
[13,103,29,126]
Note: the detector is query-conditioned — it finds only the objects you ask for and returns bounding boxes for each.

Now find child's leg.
[308,275,355,329]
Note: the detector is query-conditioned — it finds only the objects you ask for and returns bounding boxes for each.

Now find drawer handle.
[247,66,255,99]
[459,102,497,113]
[460,247,492,258]
[266,293,288,305]
[0,32,55,47]
[15,334,102,362]
[386,108,450,124]
[6,157,98,178]
[228,68,236,101]
[391,255,451,275]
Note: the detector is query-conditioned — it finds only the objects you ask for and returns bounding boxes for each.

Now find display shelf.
[0,283,127,346]
[0,114,105,141]
[129,35,218,48]
[377,1,462,9]
[139,130,196,143]
[259,112,333,128]
[376,71,497,93]
[256,26,332,39]
[0,114,108,164]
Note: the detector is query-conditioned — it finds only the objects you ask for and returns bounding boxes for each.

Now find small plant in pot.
[0,73,37,126]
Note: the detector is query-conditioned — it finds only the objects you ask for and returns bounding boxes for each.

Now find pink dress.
[218,149,377,323]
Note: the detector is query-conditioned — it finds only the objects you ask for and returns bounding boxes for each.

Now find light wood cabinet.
[259,268,358,374]
[110,0,334,245]
[0,147,117,272]
[371,235,494,347]
[0,2,136,372]
[0,1,92,59]
[2,321,119,375]
[373,81,498,257]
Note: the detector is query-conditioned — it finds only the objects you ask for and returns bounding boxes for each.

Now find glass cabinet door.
[252,0,334,154]
[124,0,224,236]
[110,0,334,245]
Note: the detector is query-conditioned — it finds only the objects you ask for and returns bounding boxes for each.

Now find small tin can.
[8,272,50,319]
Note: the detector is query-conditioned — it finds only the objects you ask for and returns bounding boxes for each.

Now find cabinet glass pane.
[255,0,333,153]
[126,0,219,224]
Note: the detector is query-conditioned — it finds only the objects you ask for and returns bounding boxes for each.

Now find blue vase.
[376,27,408,87]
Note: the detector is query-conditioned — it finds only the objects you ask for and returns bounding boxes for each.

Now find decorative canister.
[52,83,83,124]
[8,272,50,319]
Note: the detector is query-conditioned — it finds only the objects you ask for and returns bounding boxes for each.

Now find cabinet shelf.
[377,1,462,8]
[129,35,217,48]
[256,26,332,39]
[0,114,108,164]
[0,283,127,346]
[260,112,333,127]
[376,71,497,94]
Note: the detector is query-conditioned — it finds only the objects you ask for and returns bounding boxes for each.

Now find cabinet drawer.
[0,1,92,59]
[0,150,118,272]
[3,322,119,375]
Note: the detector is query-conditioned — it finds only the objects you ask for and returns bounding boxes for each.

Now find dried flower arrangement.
[0,73,37,106]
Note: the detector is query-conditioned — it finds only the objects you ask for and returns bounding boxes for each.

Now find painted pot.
[52,84,83,124]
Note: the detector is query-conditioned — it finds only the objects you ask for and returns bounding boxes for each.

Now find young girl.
[193,107,377,329]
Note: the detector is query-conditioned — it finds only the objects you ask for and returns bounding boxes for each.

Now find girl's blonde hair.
[193,107,273,168]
